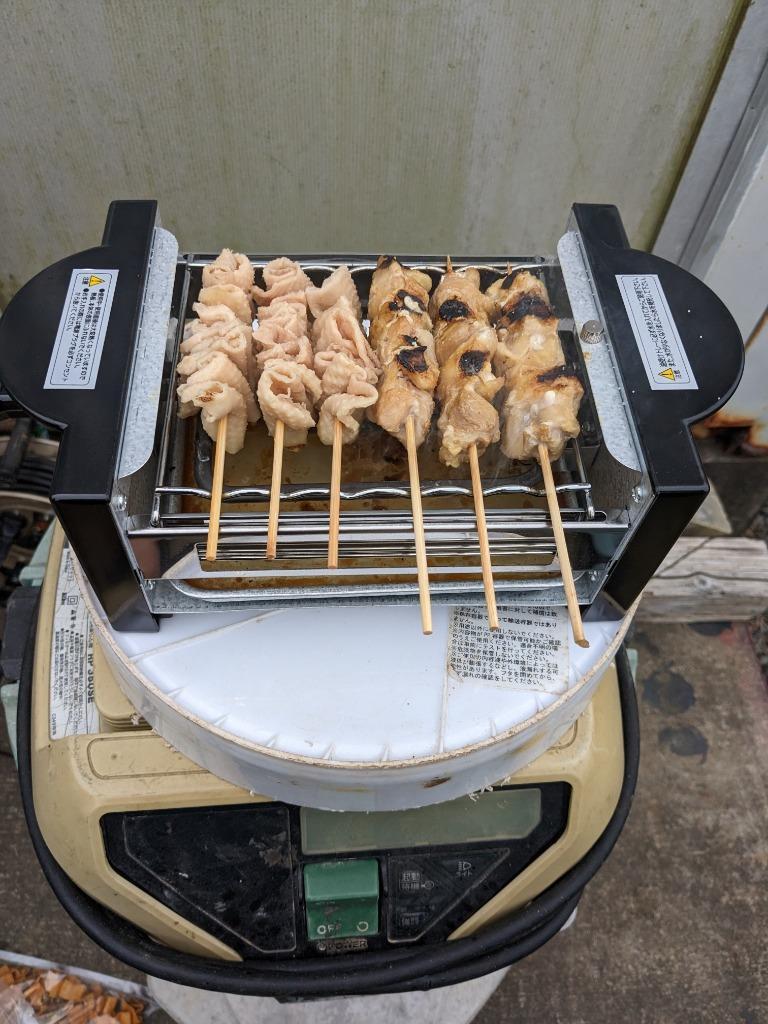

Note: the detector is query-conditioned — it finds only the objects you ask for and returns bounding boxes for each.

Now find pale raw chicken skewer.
[307,269,379,567]
[175,249,256,559]
[252,258,320,558]
[431,258,503,628]
[486,269,587,648]
[367,256,438,634]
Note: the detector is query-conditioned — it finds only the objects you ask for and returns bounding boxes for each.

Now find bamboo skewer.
[469,442,499,630]
[538,443,589,648]
[205,415,228,562]
[328,417,343,569]
[405,414,432,635]
[266,419,285,559]
[443,256,497,629]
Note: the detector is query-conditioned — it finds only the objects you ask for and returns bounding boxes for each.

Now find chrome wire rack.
[113,253,634,613]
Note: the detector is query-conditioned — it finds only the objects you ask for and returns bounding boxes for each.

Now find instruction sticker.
[45,269,118,389]
[616,274,697,390]
[448,606,569,693]
[49,547,98,739]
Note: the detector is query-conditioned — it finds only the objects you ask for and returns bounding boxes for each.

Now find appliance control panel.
[101,783,570,959]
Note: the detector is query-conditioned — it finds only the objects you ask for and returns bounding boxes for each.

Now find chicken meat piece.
[369,363,434,447]
[486,269,549,316]
[434,319,497,366]
[257,359,322,447]
[373,323,439,393]
[438,386,501,468]
[318,388,378,446]
[180,350,260,423]
[500,366,584,462]
[435,338,502,467]
[252,257,312,306]
[185,302,243,336]
[493,313,564,386]
[197,284,252,323]
[367,256,432,322]
[315,350,374,398]
[253,320,314,372]
[183,311,251,347]
[312,297,380,380]
[178,327,254,386]
[176,380,247,453]
[437,344,502,406]
[202,249,255,292]
[306,266,362,321]
[369,300,432,351]
[316,354,379,445]
[256,292,309,338]
[428,266,495,325]
[485,270,563,384]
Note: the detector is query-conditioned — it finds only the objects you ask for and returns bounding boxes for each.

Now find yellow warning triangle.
[658,368,675,381]
[88,275,104,287]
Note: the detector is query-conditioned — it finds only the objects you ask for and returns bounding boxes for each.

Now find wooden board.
[638,537,768,622]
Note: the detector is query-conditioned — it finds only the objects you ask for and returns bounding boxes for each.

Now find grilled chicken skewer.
[486,270,583,462]
[176,249,256,559]
[431,258,502,628]
[252,259,319,558]
[368,256,438,634]
[307,269,379,567]
[487,270,587,647]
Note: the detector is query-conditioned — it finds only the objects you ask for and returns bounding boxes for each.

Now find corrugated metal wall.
[0,0,742,303]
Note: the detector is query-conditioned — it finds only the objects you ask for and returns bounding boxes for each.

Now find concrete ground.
[1,620,767,1023]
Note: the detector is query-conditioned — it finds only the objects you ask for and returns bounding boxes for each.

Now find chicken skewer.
[252,259,319,558]
[368,256,439,634]
[307,268,380,567]
[486,270,588,647]
[176,249,256,559]
[431,257,502,628]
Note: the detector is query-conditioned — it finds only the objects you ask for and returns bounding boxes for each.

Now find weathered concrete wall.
[0,0,743,303]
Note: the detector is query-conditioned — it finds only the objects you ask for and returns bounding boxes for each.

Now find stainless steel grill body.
[112,251,642,617]
[0,202,742,629]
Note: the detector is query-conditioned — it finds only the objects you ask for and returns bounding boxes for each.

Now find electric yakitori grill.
[0,201,743,633]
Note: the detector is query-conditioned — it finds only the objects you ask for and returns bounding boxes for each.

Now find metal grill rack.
[121,255,632,610]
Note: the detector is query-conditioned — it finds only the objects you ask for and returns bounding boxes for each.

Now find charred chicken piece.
[500,365,584,462]
[367,256,432,325]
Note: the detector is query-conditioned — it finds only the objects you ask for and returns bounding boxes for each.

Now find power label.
[49,547,98,739]
[448,606,569,693]
[616,273,698,390]
[45,269,118,389]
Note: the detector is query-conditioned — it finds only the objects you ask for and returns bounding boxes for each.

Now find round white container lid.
[91,595,628,765]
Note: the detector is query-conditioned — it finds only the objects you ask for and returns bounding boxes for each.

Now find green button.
[303,859,379,940]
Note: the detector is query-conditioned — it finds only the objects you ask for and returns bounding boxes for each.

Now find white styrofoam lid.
[100,599,627,765]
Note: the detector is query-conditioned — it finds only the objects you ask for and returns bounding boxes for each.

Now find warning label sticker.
[45,269,118,389]
[448,606,569,693]
[49,547,98,739]
[616,274,697,390]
